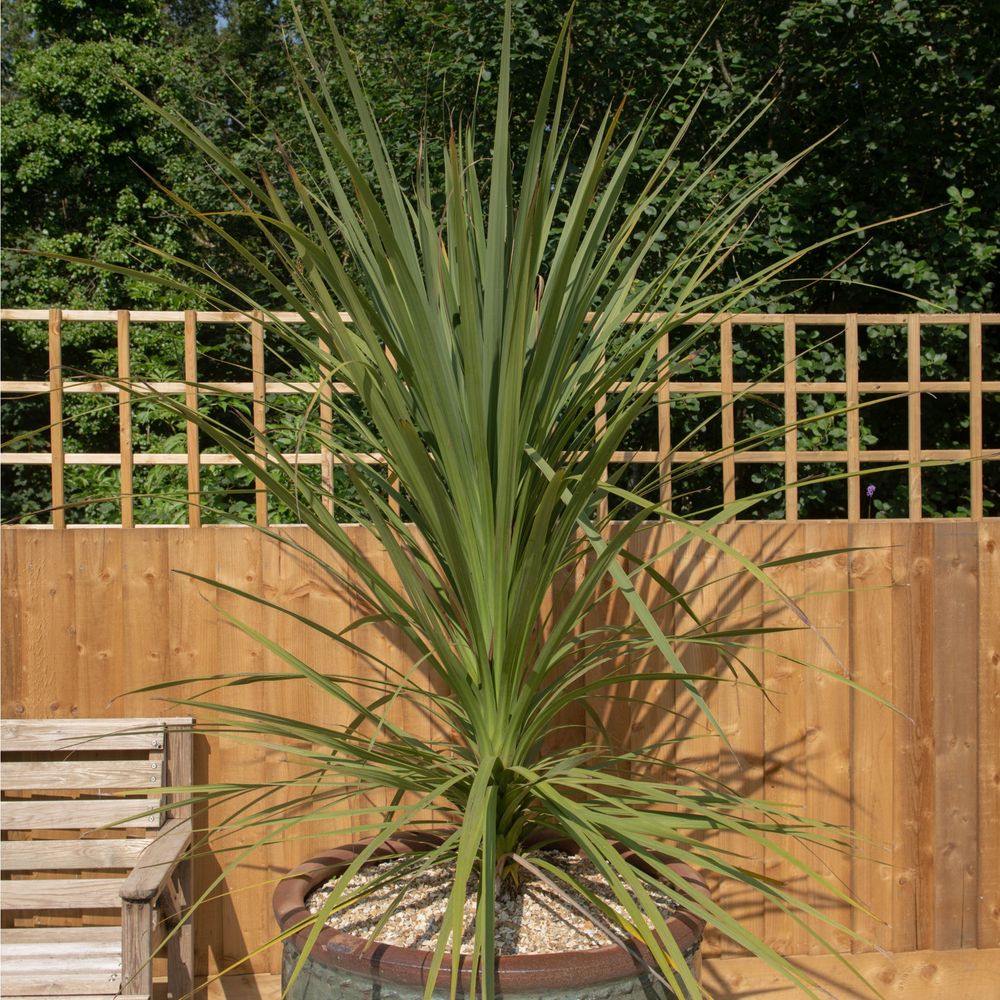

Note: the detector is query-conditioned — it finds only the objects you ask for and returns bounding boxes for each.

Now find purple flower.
[865,484,876,498]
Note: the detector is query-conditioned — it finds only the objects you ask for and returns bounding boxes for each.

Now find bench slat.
[0,720,168,752]
[1,799,163,831]
[1,760,163,791]
[1,838,153,871]
[2,926,121,946]
[0,973,122,997]
[0,877,125,909]
[2,950,120,970]
[3,996,145,1000]
[4,996,145,1000]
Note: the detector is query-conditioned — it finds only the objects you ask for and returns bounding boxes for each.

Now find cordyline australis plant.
[64,4,887,999]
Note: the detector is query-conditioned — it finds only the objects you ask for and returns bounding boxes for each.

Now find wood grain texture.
[1,759,163,791]
[251,311,267,528]
[978,520,1000,948]
[117,310,134,529]
[907,316,923,519]
[167,856,195,1000]
[122,531,173,713]
[47,308,65,529]
[184,309,201,528]
[0,877,126,910]
[701,947,1000,999]
[163,527,220,975]
[848,523,896,953]
[705,522,766,958]
[1,838,153,871]
[0,974,122,998]
[783,318,798,520]
[1,937,120,967]
[891,521,935,952]
[801,525,853,954]
[74,530,125,716]
[761,523,809,955]
[120,818,192,902]
[2,995,146,1000]
[846,315,861,521]
[212,527,271,974]
[3,717,186,742]
[2,924,122,946]
[1,799,163,831]
[121,900,154,996]
[931,522,980,948]
[1,718,167,751]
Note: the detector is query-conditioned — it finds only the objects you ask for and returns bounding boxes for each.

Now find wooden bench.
[1,717,195,1000]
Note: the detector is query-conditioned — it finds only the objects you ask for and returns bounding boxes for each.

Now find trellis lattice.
[1,309,997,525]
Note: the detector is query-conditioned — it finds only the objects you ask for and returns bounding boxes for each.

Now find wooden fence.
[2,520,997,976]
[2,309,998,525]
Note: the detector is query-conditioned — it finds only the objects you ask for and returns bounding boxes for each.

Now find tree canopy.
[2,0,997,521]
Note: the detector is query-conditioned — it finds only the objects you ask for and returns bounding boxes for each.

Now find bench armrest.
[120,816,193,903]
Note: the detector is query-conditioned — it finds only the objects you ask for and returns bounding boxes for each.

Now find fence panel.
[2,520,998,975]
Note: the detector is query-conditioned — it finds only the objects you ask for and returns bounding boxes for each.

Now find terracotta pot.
[272,829,707,999]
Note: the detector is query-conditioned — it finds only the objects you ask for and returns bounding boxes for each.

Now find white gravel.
[306,851,677,955]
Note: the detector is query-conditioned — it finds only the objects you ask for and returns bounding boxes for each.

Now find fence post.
[783,316,798,520]
[47,308,65,528]
[117,310,134,528]
[184,310,201,528]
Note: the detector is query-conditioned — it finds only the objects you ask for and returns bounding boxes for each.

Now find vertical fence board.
[263,529,357,880]
[675,532,723,957]
[932,523,980,948]
[848,523,896,952]
[165,527,222,973]
[707,522,766,958]
[583,533,645,765]
[8,530,77,716]
[761,524,808,955]
[350,532,408,831]
[121,530,171,695]
[978,520,1000,948]
[259,529,310,950]
[213,529,270,973]
[72,530,125,713]
[801,526,853,953]
[892,521,936,951]
[2,531,24,711]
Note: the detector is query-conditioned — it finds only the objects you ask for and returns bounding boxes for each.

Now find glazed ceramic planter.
[272,829,707,1000]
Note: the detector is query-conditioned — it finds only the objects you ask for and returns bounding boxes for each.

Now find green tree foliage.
[3,0,997,522]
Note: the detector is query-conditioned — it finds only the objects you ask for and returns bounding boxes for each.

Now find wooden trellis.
[1,308,997,525]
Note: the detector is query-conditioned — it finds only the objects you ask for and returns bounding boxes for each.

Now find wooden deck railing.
[1,309,997,525]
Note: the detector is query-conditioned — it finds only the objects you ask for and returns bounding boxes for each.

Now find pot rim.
[272,827,707,993]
